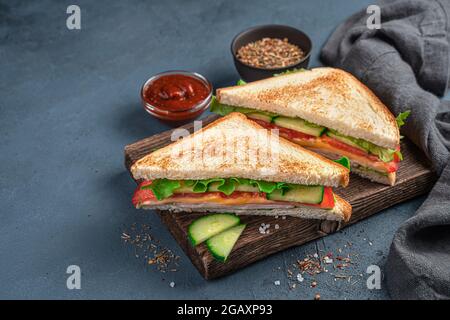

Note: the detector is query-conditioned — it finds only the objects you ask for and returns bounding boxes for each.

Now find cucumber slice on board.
[206,224,246,262]
[273,116,326,137]
[188,214,240,246]
[267,185,324,204]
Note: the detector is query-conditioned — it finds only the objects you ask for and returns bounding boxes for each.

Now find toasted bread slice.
[216,67,400,150]
[131,112,349,187]
[142,194,352,222]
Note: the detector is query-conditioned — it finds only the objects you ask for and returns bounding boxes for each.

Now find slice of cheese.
[141,192,275,206]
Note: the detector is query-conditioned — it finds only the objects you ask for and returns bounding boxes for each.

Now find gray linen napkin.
[320,0,450,299]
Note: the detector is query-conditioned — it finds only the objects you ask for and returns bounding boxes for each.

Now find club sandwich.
[212,68,410,185]
[131,112,352,221]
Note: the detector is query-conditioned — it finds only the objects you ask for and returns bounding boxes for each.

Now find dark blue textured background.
[0,0,426,299]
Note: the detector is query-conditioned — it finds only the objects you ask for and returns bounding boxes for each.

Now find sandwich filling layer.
[132,179,336,210]
[211,100,409,177]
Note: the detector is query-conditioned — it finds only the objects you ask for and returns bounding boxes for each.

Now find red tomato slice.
[319,187,335,209]
[320,135,377,160]
[304,186,335,209]
[384,161,399,173]
[132,181,156,207]
[251,119,317,141]
[393,145,401,163]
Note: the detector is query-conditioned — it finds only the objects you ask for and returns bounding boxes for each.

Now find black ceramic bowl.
[231,25,312,82]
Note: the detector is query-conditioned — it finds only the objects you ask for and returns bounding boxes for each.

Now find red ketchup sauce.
[141,72,212,121]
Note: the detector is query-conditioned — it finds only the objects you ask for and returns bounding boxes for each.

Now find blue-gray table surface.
[0,0,431,299]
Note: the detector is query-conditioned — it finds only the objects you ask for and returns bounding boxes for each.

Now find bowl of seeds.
[231,25,312,82]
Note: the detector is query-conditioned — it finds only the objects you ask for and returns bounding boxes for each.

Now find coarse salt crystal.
[169,282,175,288]
[275,224,279,230]
[296,274,304,282]
[324,257,333,264]
[274,280,280,286]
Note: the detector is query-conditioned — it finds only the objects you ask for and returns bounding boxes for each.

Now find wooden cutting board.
[124,115,437,279]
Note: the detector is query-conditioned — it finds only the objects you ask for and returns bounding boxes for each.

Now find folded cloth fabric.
[321,0,450,299]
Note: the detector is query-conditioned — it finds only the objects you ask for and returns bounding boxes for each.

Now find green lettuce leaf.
[142,179,180,201]
[249,180,278,194]
[231,178,282,194]
[217,179,236,195]
[210,96,256,116]
[237,79,247,85]
[276,182,292,195]
[396,110,411,128]
[145,178,301,200]
[210,96,236,116]
[192,178,225,193]
[334,156,351,170]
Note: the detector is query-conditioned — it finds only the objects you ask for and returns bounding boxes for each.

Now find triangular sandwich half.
[213,67,408,185]
[131,112,351,221]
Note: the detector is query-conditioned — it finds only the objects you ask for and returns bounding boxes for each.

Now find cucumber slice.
[273,116,326,137]
[206,224,246,262]
[326,131,366,151]
[247,112,273,123]
[188,214,240,246]
[267,185,324,204]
